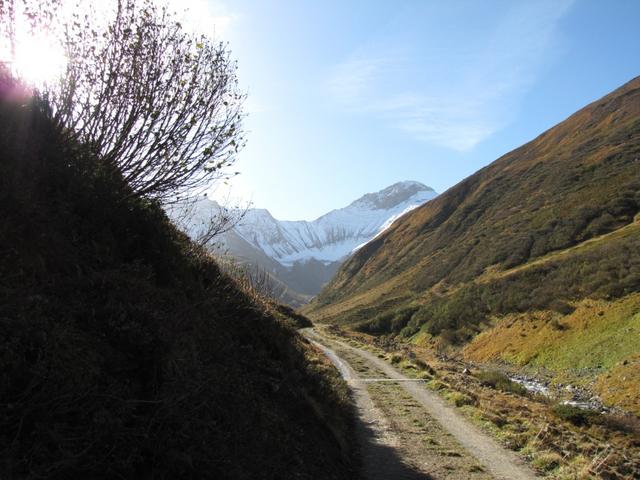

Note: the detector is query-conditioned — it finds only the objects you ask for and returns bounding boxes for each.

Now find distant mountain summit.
[233,181,437,266]
[349,181,432,210]
[181,181,437,305]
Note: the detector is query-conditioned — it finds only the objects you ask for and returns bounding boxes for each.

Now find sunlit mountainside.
[306,76,640,415]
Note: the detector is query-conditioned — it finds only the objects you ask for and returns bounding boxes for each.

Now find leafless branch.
[1,0,245,202]
[168,194,250,249]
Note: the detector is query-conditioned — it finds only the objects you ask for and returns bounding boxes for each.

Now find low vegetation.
[322,327,640,479]
[552,404,600,427]
[475,371,528,396]
[464,294,640,415]
[307,77,640,323]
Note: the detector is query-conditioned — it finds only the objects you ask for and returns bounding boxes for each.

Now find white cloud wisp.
[327,0,575,151]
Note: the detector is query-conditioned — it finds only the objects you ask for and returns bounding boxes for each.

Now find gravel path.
[304,329,538,480]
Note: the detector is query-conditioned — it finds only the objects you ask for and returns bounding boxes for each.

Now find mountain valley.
[306,76,640,417]
[185,181,437,305]
[4,2,640,479]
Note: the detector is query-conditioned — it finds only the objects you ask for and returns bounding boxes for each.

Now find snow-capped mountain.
[233,181,436,266]
[176,181,437,305]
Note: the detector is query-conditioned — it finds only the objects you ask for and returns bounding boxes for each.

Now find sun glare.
[13,33,67,86]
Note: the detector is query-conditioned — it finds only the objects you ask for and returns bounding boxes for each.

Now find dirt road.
[304,329,538,480]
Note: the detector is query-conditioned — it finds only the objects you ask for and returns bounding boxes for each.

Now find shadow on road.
[356,414,434,480]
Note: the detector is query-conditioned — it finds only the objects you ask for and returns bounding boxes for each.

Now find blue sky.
[199,0,640,220]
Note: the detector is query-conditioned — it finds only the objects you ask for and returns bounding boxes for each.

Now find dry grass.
[594,353,640,416]
[463,294,640,415]
[321,326,640,479]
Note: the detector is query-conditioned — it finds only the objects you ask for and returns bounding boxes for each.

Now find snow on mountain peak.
[229,181,437,266]
[173,181,438,269]
[349,181,434,210]
[170,181,438,303]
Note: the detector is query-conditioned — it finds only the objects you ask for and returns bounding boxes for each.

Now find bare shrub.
[2,0,245,202]
[168,194,250,249]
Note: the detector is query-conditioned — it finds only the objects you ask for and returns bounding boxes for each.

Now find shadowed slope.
[0,90,356,479]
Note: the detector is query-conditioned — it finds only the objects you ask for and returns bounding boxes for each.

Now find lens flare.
[13,33,67,87]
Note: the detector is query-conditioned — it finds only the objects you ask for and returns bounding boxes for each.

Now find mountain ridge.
[184,180,438,304]
[304,76,640,414]
[232,180,437,265]
[309,76,640,308]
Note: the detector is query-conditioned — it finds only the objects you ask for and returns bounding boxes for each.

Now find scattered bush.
[532,451,563,471]
[476,370,528,395]
[390,353,402,364]
[552,404,600,426]
[273,303,313,329]
[414,359,436,375]
[357,305,419,335]
[595,413,640,435]
[549,318,568,331]
[401,361,418,370]
[428,379,450,391]
[446,391,476,407]
[549,300,575,315]
[503,433,529,451]
[440,328,459,345]
[484,413,507,428]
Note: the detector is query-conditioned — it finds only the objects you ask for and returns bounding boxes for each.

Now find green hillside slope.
[0,89,355,478]
[305,76,640,414]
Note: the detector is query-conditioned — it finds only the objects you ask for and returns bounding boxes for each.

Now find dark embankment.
[0,88,355,478]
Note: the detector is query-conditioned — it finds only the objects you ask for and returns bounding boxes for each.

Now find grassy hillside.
[305,76,640,414]
[0,87,356,478]
[463,293,640,414]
